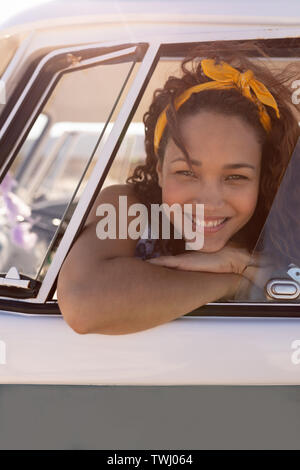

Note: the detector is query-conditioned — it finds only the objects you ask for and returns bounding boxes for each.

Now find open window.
[91,36,300,318]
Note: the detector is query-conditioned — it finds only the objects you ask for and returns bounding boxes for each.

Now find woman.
[57,41,299,334]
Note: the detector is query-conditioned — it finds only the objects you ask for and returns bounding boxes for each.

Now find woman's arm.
[57,184,242,335]
[58,252,241,335]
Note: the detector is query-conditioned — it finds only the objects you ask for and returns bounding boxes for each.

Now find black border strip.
[159,37,300,57]
[0,299,299,317]
[188,303,300,317]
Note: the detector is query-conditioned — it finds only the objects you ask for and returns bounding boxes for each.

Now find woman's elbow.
[56,270,90,334]
[57,280,114,335]
[57,289,87,335]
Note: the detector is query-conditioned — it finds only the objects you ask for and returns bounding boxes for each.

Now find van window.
[96,39,300,308]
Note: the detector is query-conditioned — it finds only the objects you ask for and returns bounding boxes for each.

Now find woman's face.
[156,111,262,252]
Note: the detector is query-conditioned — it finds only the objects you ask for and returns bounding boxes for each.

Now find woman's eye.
[176,170,196,177]
[226,174,249,181]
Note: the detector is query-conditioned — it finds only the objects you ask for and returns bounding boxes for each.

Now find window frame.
[0,41,146,178]
[0,29,299,317]
[0,40,159,309]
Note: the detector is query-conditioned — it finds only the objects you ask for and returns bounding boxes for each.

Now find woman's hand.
[146,245,252,275]
[241,253,274,287]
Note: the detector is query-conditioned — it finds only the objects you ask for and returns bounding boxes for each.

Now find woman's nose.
[189,180,224,211]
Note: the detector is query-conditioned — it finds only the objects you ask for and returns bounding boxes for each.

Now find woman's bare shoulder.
[95,183,139,201]
[101,183,138,197]
[85,183,140,227]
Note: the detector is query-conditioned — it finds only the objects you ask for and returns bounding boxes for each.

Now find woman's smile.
[195,217,229,232]
[186,214,229,231]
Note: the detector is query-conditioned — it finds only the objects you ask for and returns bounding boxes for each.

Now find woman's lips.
[190,216,230,233]
[182,213,231,236]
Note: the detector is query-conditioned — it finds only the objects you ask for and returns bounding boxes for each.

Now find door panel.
[0,311,299,384]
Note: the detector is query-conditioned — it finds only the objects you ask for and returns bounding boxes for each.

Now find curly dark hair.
[126,40,300,261]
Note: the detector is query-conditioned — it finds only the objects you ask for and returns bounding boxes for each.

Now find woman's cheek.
[162,179,185,206]
[235,184,260,218]
[161,179,188,227]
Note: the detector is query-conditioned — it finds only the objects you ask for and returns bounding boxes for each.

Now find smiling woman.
[57,40,300,335]
[129,44,298,260]
[155,112,261,254]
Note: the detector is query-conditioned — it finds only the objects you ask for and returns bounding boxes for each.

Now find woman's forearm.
[57,256,241,335]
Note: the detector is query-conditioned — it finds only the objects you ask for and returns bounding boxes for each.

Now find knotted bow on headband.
[153,59,280,154]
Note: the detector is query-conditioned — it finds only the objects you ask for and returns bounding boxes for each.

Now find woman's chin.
[183,230,232,253]
[193,239,227,253]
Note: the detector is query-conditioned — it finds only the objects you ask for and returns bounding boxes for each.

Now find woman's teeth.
[192,217,227,228]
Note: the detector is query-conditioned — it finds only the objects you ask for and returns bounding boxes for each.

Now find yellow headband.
[153,59,280,154]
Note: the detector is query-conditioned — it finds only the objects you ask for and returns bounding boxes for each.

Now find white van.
[0,0,300,449]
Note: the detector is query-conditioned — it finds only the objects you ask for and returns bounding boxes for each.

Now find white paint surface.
[0,311,300,385]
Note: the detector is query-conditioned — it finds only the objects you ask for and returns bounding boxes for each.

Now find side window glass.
[234,137,300,303]
[0,49,139,288]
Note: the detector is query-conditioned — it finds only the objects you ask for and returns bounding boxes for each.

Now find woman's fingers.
[247,253,273,268]
[145,248,272,276]
[146,256,181,268]
[146,253,215,271]
[146,254,199,270]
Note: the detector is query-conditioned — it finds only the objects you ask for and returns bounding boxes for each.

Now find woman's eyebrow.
[170,157,201,166]
[223,163,256,170]
[170,158,255,170]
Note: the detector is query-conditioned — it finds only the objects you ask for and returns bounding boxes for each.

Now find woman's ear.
[156,160,162,188]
